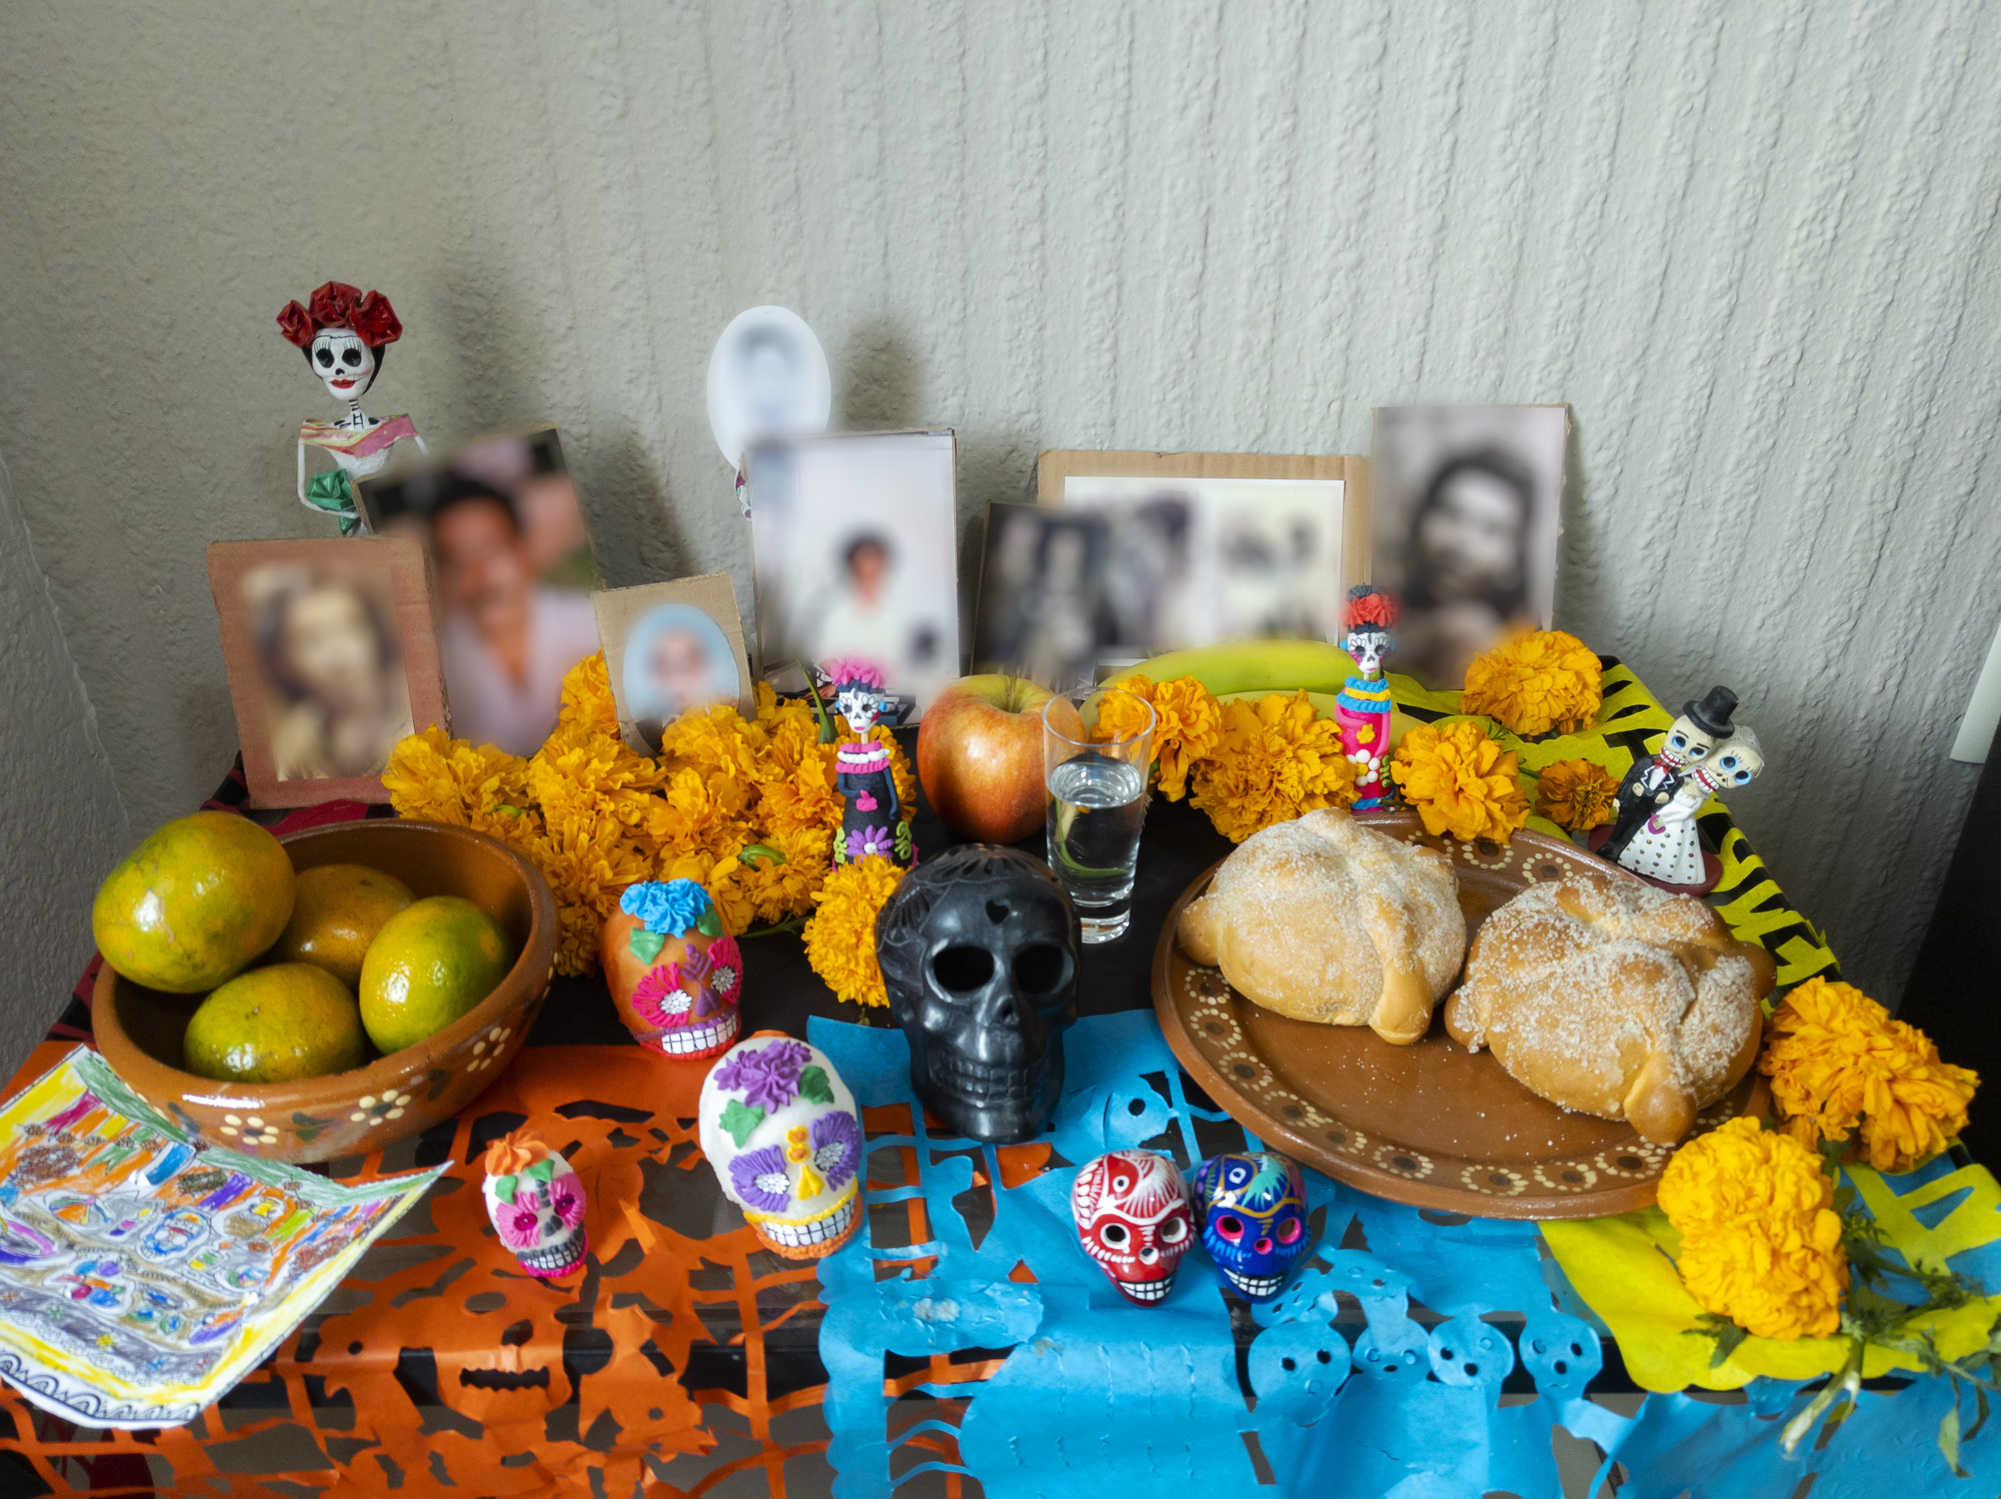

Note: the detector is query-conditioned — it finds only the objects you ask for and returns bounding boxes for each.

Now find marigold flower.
[382,726,536,840]
[1188,691,1358,844]
[1389,720,1530,843]
[1761,978,1979,1173]
[1536,758,1619,832]
[557,651,621,738]
[1097,674,1224,802]
[803,856,906,1008]
[1656,1117,1848,1340]
[1462,629,1603,737]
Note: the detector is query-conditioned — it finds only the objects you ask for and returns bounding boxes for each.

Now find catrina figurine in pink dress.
[1334,585,1398,809]
[482,1130,587,1279]
[276,281,427,535]
[827,658,912,868]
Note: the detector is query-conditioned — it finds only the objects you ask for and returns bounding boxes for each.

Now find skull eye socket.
[1685,741,1711,760]
[1215,1214,1245,1243]
[315,348,335,367]
[1013,944,1067,995]
[341,347,364,368]
[1101,1223,1129,1247]
[932,946,995,993]
[1275,1217,1303,1244]
[1160,1218,1188,1244]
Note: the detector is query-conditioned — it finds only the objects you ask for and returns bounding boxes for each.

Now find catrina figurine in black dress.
[829,658,913,868]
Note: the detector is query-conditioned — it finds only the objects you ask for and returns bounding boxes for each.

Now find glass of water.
[1044,688,1155,943]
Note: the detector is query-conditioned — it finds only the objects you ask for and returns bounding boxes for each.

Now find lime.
[93,812,296,993]
[183,963,370,1083]
[270,864,416,991]
[359,896,514,1055]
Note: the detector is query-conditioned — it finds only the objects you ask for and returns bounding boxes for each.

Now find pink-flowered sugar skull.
[481,1131,587,1279]
[1071,1150,1195,1305]
[605,880,744,1059]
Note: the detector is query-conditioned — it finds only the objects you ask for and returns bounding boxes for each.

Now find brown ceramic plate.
[1152,810,1767,1220]
[93,820,557,1165]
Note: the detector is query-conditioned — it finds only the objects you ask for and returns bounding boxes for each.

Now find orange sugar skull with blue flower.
[600,879,744,1059]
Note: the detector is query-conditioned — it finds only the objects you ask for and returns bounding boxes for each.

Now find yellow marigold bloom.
[525,810,655,976]
[1095,674,1156,743]
[1536,758,1619,832]
[1188,691,1359,844]
[803,855,907,1008]
[557,651,621,737]
[1099,674,1224,802]
[1390,720,1531,843]
[382,727,537,840]
[1462,629,1604,737]
[736,826,832,926]
[1761,977,1979,1173]
[1657,1117,1848,1340]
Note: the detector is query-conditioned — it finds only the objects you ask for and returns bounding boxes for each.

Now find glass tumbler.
[1043,689,1155,943]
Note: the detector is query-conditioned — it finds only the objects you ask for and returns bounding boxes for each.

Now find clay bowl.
[93,820,557,1164]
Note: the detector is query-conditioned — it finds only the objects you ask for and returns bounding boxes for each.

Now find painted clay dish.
[1153,811,1767,1220]
[94,820,557,1164]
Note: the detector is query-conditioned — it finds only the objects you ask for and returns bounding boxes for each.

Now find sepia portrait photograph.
[972,502,1114,691]
[1372,405,1567,689]
[207,537,447,807]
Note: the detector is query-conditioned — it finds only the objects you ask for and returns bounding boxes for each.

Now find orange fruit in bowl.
[182,963,370,1083]
[92,812,296,993]
[270,864,416,991]
[359,896,515,1055]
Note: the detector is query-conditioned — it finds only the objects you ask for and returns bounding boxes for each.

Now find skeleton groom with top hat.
[1597,686,1736,865]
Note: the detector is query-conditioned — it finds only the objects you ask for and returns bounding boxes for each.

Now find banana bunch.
[1117,639,1357,698]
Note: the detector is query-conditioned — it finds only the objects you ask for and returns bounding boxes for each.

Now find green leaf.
[721,1099,766,1148]
[894,821,913,859]
[629,930,667,965]
[739,843,786,868]
[697,907,724,939]
[493,1174,518,1205]
[526,1158,556,1183]
[1940,1401,1966,1479]
[797,1066,834,1106]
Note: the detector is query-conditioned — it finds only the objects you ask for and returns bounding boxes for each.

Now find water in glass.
[1045,753,1147,942]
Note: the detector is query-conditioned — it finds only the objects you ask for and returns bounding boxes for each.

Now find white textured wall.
[2,1,1997,1011]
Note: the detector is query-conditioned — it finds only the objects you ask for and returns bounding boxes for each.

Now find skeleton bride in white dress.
[1617,727,1764,889]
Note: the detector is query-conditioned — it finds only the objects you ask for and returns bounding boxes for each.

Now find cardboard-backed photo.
[971,502,1114,690]
[207,537,447,808]
[594,572,753,755]
[1035,449,1367,658]
[745,429,960,716]
[1371,405,1567,689]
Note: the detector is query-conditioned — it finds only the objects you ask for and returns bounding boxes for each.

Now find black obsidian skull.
[875,845,1081,1144]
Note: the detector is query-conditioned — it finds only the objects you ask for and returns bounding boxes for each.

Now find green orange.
[93,812,296,993]
[359,896,514,1055]
[270,863,416,991]
[182,963,370,1083]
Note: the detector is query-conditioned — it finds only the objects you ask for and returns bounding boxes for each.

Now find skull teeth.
[1115,1276,1175,1303]
[654,1014,740,1057]
[754,1194,859,1251]
[516,1232,587,1274]
[928,1050,1045,1102]
[1223,1271,1286,1299]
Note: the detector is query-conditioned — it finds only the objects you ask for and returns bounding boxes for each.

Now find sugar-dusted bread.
[1176,809,1466,1044]
[1443,877,1774,1145]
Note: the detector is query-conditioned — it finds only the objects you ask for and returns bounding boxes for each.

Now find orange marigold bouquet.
[1188,691,1359,843]
[1761,977,1980,1173]
[1388,720,1530,843]
[1462,629,1603,737]
[383,653,914,978]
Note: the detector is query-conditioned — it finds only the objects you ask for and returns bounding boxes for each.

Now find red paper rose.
[351,290,403,346]
[275,300,316,348]
[1346,589,1400,631]
[306,281,365,331]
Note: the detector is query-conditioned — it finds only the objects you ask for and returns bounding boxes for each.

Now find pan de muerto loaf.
[1443,877,1774,1145]
[1175,809,1465,1044]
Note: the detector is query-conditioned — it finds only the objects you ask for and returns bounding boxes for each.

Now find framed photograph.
[206,537,447,808]
[971,502,1114,689]
[745,429,960,717]
[1371,405,1567,688]
[1035,449,1368,659]
[594,572,753,756]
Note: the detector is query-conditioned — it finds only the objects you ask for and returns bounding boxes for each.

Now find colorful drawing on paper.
[0,1046,441,1427]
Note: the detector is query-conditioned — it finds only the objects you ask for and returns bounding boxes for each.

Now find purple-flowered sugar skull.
[698,1035,863,1261]
[1193,1151,1308,1301]
[482,1131,588,1279]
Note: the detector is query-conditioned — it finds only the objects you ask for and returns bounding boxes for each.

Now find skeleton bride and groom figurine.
[1595,685,1766,894]
[276,281,427,535]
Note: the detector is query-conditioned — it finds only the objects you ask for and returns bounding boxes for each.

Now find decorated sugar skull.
[601,880,744,1059]
[875,845,1081,1143]
[699,1035,864,1260]
[482,1130,588,1279]
[1696,725,1764,794]
[1070,1150,1195,1305]
[1193,1151,1309,1301]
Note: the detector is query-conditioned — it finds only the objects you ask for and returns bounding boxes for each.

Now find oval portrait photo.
[621,602,742,750]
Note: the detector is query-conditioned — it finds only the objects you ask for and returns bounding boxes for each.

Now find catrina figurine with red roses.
[275,281,428,535]
[600,879,744,1059]
[1335,585,1399,809]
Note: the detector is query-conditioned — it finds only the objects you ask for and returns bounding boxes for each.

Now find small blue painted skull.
[1193,1151,1308,1300]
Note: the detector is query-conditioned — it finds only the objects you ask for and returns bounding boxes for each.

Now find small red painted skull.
[1069,1149,1195,1306]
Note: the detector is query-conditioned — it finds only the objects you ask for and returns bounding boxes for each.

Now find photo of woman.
[620,602,742,751]
[246,565,415,782]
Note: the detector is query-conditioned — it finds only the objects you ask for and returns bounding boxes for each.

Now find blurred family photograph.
[206,537,447,808]
[595,572,753,756]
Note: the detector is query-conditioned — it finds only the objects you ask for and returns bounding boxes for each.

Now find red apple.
[918,676,1081,843]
